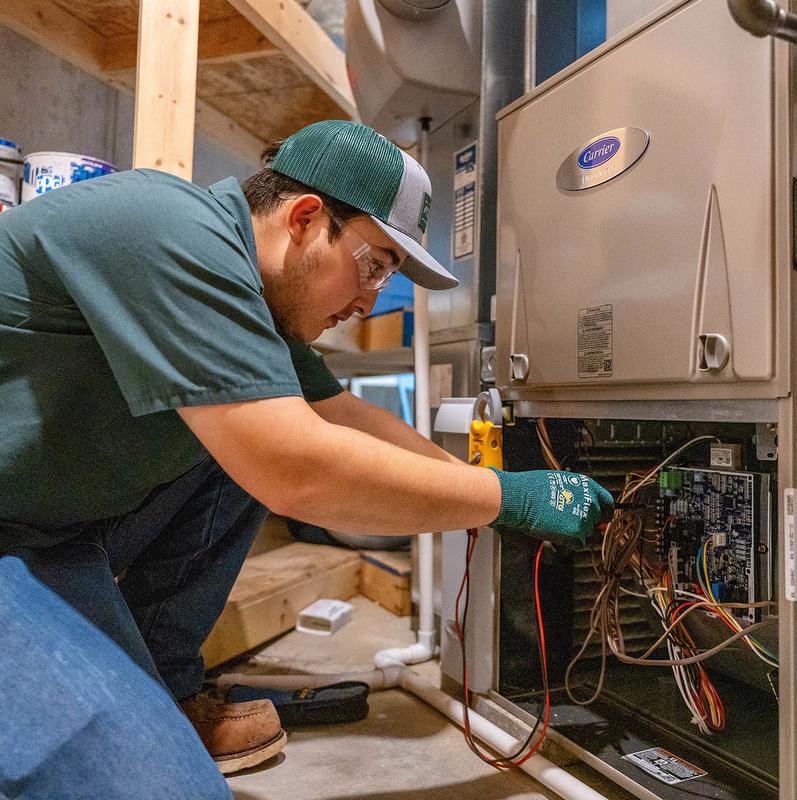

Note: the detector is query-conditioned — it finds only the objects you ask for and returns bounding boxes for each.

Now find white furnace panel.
[495,0,788,402]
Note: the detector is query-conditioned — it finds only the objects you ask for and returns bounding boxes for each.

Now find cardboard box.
[360,308,413,352]
[314,315,363,353]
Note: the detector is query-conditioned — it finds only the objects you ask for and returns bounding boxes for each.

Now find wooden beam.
[226,0,357,119]
[102,14,278,73]
[132,0,200,180]
[0,0,106,75]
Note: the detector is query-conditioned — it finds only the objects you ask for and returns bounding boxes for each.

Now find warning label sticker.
[578,304,613,378]
[785,489,796,601]
[453,143,477,260]
[623,747,707,785]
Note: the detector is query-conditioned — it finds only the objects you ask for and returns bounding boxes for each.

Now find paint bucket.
[21,152,117,203]
[0,138,23,211]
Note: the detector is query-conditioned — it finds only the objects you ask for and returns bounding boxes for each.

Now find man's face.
[259,199,406,343]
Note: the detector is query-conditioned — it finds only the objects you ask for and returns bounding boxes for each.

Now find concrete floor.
[221,596,633,800]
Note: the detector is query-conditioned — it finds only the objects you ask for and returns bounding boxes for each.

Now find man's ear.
[285,194,325,244]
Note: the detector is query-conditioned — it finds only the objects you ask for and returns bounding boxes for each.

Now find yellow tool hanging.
[469,388,503,469]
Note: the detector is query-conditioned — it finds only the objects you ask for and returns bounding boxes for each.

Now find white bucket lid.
[24,151,116,169]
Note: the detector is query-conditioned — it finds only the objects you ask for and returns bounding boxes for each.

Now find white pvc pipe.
[373,634,435,669]
[413,119,432,443]
[398,671,607,800]
[219,666,607,800]
[415,118,435,649]
[374,117,436,670]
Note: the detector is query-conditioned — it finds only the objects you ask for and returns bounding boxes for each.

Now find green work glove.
[488,468,614,546]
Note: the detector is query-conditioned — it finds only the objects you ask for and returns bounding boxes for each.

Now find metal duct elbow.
[727,0,797,43]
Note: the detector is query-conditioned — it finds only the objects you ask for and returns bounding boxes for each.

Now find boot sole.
[215,729,288,775]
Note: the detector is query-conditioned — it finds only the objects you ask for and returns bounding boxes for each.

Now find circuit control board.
[658,468,772,623]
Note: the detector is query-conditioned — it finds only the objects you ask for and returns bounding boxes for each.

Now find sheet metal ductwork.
[376,0,453,21]
[344,0,480,144]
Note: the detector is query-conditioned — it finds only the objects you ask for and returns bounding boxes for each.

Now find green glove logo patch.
[548,472,593,520]
[557,489,574,511]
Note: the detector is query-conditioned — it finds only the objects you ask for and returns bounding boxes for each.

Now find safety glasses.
[330,214,405,293]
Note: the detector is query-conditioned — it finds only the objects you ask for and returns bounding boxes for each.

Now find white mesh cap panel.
[386,150,432,241]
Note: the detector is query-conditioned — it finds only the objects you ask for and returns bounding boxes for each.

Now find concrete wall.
[0,25,259,189]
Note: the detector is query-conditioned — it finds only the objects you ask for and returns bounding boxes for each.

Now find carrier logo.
[577,137,621,169]
[557,127,650,192]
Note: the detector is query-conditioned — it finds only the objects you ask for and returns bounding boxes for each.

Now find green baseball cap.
[271,120,458,291]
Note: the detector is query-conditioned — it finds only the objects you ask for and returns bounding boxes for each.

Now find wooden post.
[132,0,200,180]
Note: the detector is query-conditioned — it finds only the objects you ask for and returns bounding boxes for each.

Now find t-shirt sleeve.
[29,171,303,415]
[281,334,344,403]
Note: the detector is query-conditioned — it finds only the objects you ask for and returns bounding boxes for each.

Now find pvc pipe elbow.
[374,636,435,669]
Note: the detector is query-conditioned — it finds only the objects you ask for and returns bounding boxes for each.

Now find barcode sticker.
[785,489,796,601]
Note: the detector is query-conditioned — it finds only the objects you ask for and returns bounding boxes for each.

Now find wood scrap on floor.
[359,550,412,617]
[202,542,361,667]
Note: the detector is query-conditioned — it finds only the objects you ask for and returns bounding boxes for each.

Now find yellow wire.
[702,541,775,663]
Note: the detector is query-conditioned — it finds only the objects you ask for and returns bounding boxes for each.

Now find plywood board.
[197,53,307,95]
[103,14,276,72]
[52,0,140,37]
[52,0,241,37]
[227,0,356,116]
[204,84,342,142]
[202,542,361,668]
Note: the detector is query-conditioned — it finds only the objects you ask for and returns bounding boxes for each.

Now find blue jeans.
[0,456,268,800]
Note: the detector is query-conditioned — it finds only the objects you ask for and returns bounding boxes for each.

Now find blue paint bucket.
[22,152,117,202]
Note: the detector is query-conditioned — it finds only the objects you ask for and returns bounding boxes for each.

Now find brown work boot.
[181,691,287,774]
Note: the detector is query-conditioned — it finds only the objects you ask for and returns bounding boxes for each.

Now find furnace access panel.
[494,0,790,402]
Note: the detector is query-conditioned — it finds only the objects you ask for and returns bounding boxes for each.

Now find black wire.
[460,532,545,765]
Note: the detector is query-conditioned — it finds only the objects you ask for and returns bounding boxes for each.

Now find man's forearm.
[179,396,500,535]
[281,421,499,533]
[311,390,461,464]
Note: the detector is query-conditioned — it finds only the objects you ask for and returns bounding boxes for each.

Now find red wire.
[507,544,550,766]
[455,529,550,768]
[667,597,727,732]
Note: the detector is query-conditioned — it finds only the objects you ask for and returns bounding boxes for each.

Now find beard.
[262,247,320,342]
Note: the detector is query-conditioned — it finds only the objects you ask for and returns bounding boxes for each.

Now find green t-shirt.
[0,169,342,537]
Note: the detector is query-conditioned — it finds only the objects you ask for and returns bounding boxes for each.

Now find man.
[0,121,612,799]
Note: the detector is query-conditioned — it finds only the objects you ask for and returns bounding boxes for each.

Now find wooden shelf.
[0,0,356,168]
[322,347,415,378]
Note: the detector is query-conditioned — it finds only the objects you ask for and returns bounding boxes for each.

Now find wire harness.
[563,435,778,734]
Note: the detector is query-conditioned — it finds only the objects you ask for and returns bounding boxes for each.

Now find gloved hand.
[488,468,613,546]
